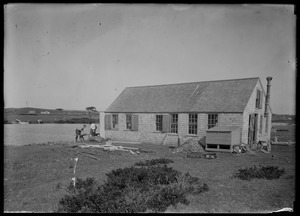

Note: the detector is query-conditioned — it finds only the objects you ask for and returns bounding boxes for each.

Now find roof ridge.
[126,77,260,89]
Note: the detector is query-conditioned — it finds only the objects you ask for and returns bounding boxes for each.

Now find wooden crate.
[206,126,241,153]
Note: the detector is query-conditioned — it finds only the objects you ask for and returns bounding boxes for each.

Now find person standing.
[90,122,97,136]
[75,125,86,142]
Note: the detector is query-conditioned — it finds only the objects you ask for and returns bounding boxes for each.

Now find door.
[248,114,258,145]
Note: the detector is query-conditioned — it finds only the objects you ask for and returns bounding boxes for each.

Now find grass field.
[4,137,295,213]
[271,124,295,142]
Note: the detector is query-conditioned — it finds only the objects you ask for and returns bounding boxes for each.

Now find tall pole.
[264,77,272,117]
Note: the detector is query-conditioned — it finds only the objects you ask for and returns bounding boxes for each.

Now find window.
[170,114,178,133]
[208,114,218,129]
[112,114,118,129]
[259,115,263,134]
[156,115,163,131]
[188,114,197,134]
[126,115,132,130]
[256,90,262,109]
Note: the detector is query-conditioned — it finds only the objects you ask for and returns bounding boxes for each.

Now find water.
[4,123,99,146]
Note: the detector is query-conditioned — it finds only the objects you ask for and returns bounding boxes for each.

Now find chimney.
[264,77,272,117]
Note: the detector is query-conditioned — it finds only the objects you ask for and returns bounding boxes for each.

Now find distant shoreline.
[4,108,99,124]
[4,122,94,124]
[4,140,75,147]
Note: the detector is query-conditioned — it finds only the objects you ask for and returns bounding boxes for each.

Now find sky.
[4,4,296,114]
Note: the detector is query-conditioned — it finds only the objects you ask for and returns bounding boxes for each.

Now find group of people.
[75,122,99,142]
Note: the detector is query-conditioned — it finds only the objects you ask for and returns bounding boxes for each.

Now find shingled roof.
[105,77,261,113]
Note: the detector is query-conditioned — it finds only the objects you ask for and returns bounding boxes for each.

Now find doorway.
[248,114,258,145]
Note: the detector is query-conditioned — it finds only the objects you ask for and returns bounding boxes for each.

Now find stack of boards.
[78,141,141,154]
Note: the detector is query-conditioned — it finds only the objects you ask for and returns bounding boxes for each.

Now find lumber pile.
[78,140,141,154]
[85,135,106,144]
[176,138,206,154]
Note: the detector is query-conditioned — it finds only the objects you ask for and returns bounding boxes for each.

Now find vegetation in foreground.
[4,127,295,213]
[57,158,209,213]
[234,165,285,181]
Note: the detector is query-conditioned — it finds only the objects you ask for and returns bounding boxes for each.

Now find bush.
[147,185,189,212]
[57,177,99,213]
[134,158,174,166]
[57,159,209,213]
[234,165,285,180]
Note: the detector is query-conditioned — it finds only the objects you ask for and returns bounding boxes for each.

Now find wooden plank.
[206,138,231,144]
[119,146,140,150]
[79,143,140,151]
[207,132,231,137]
[206,132,232,145]
[80,151,98,156]
[161,133,168,145]
[206,148,232,153]
[162,115,171,133]
[79,145,106,148]
[112,141,141,145]
[206,144,232,153]
[132,115,139,131]
[104,147,129,152]
[78,152,99,160]
[138,150,156,153]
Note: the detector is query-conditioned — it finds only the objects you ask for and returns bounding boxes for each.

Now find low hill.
[4,107,91,115]
[272,114,295,123]
[4,107,99,124]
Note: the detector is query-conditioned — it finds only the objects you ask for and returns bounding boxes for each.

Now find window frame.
[208,113,218,129]
[112,114,118,129]
[126,114,132,130]
[170,114,178,134]
[156,115,163,132]
[256,89,262,109]
[188,114,198,135]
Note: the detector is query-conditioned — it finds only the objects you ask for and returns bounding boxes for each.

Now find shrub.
[146,185,189,212]
[57,159,209,213]
[134,158,174,166]
[105,165,179,189]
[234,165,285,180]
[57,177,99,213]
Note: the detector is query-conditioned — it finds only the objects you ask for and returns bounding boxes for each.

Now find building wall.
[105,113,171,145]
[242,80,272,144]
[105,112,245,146]
[218,113,244,141]
[104,81,272,146]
